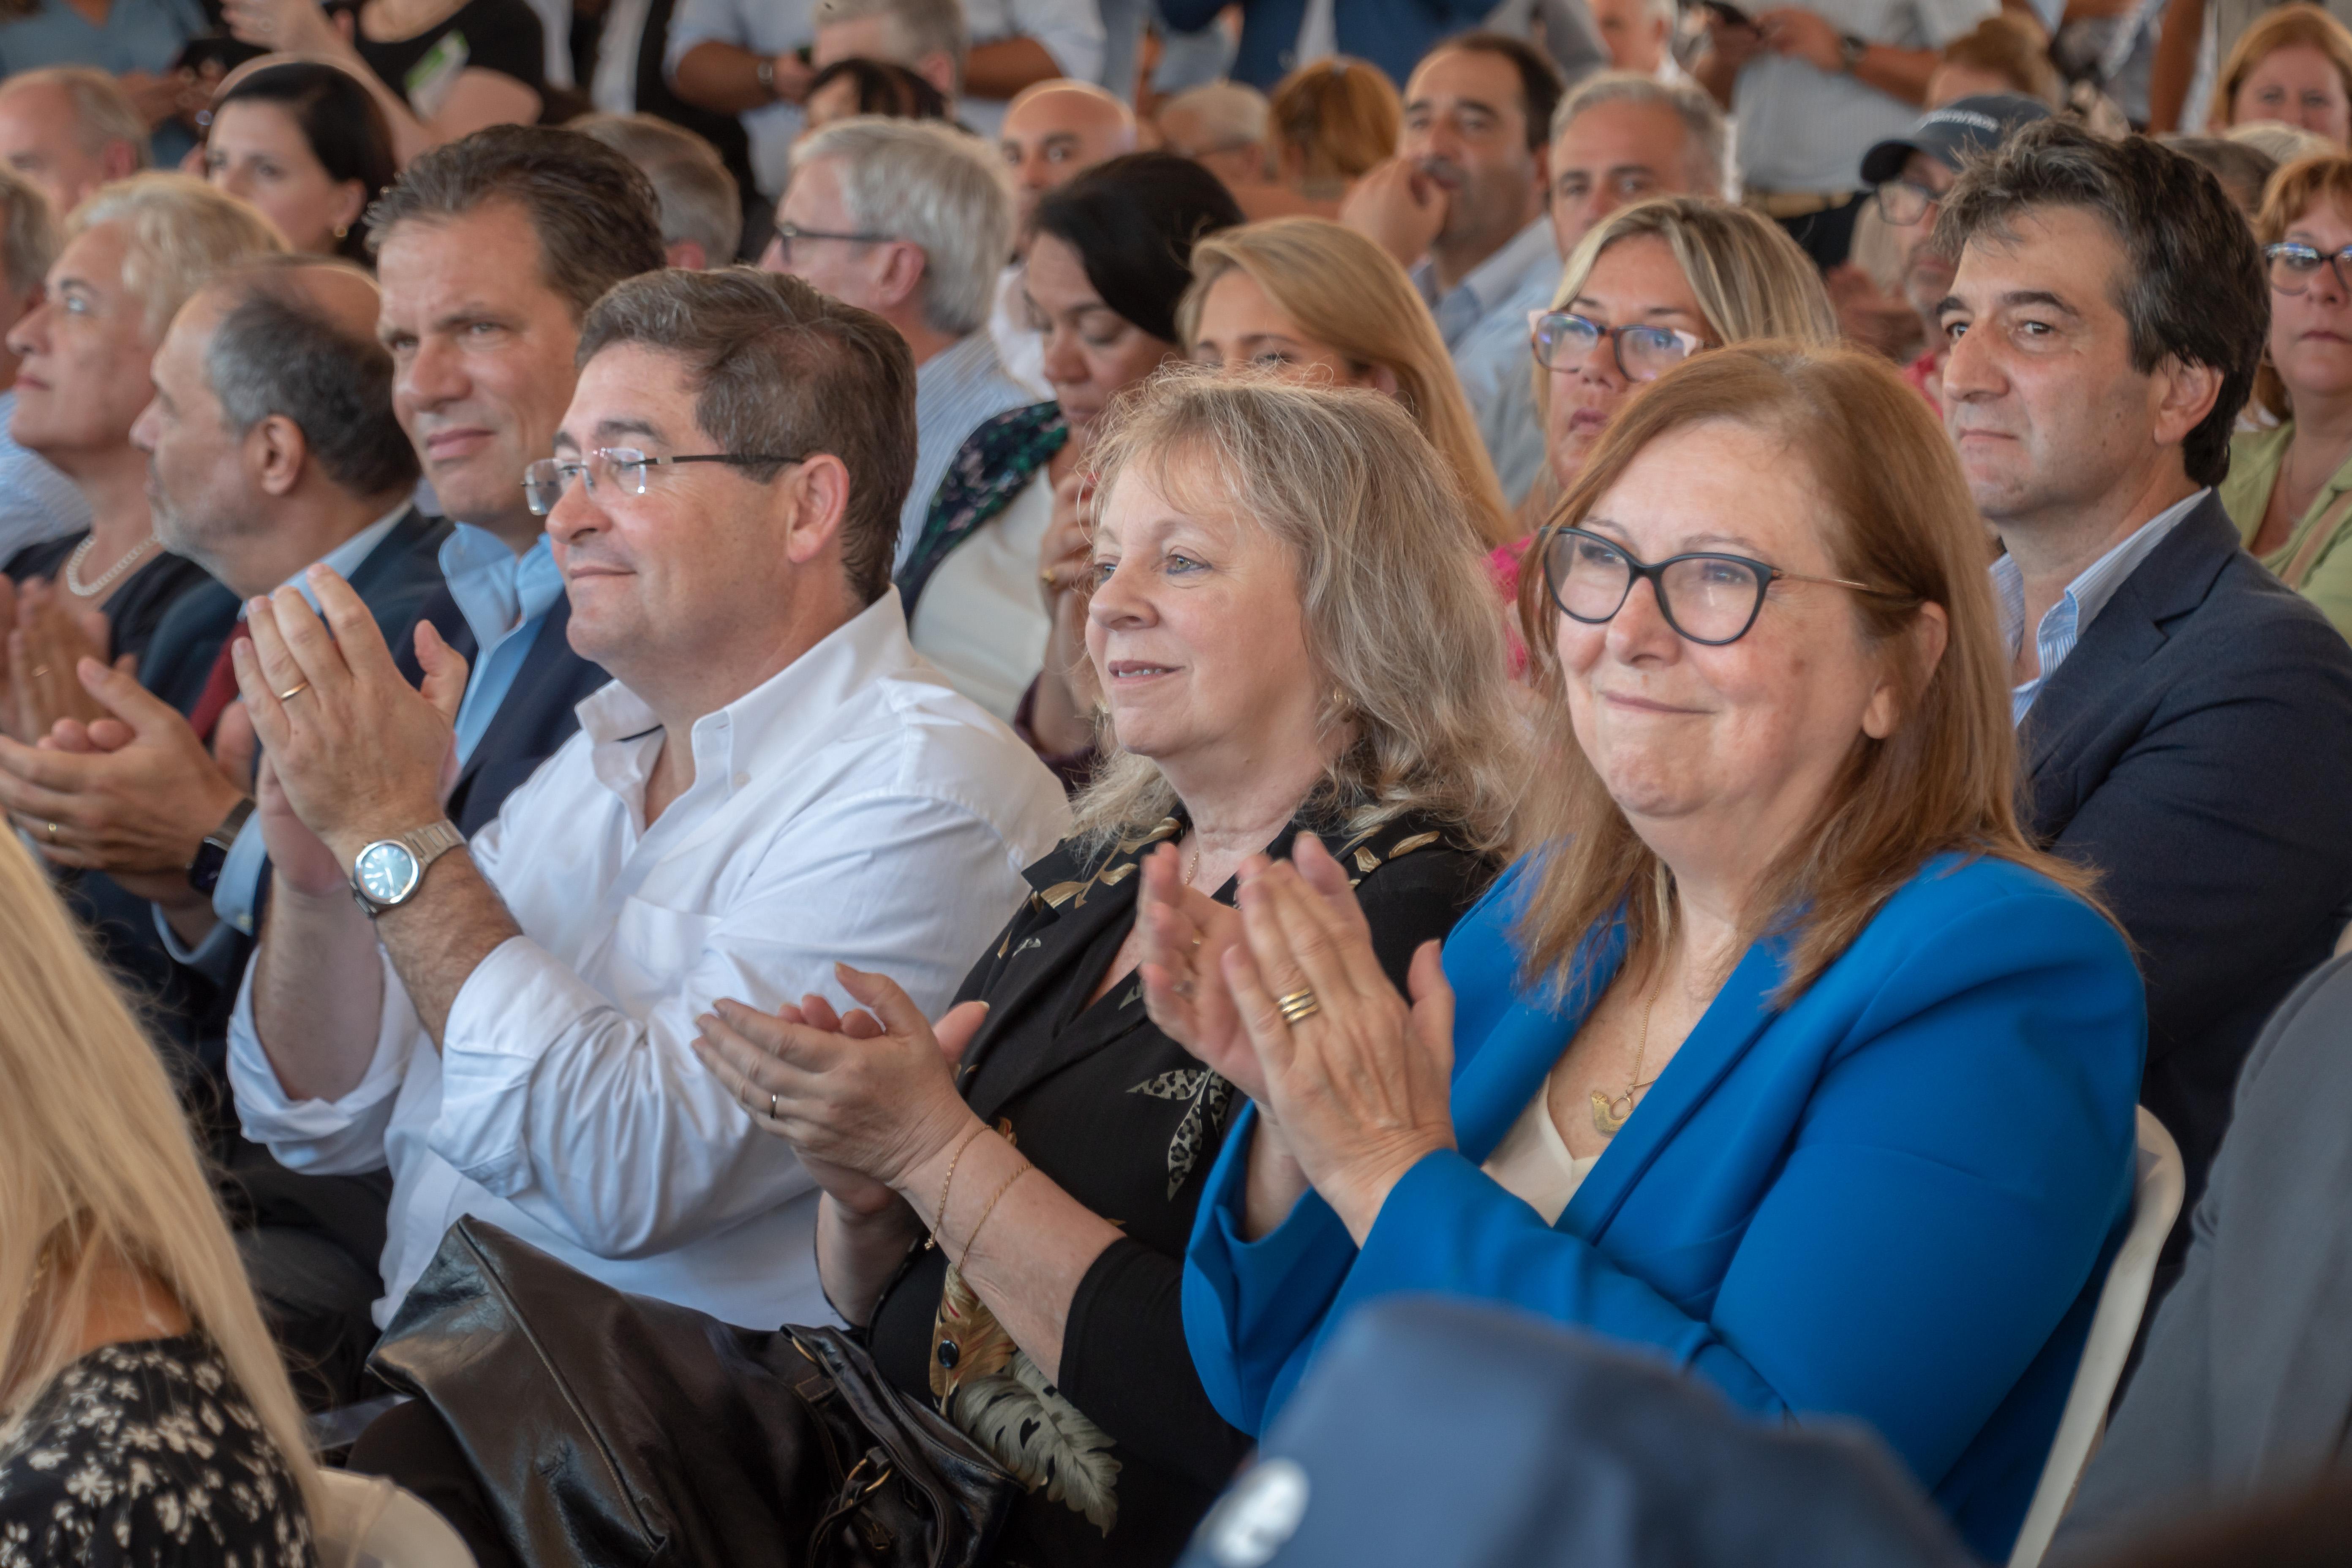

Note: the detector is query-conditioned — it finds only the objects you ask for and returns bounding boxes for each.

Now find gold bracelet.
[926,1124,991,1250]
[960,1160,1034,1269]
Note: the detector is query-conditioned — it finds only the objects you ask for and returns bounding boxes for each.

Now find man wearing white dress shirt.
[765,117,1032,572]
[224,266,1071,1343]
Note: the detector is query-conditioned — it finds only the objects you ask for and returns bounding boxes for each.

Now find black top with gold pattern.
[866,808,1495,1568]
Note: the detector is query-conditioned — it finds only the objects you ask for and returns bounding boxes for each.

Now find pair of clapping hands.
[688,837,1465,1244]
[0,576,129,747]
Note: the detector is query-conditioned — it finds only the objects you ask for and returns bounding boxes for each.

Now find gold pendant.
[1590,1089,1630,1137]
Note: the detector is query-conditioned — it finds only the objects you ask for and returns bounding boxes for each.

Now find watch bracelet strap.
[201,795,257,857]
[403,819,467,870]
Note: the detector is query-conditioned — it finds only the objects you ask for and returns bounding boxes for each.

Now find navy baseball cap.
[1859,94,2053,187]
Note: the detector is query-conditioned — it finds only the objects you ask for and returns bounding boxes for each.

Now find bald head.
[1001,81,1136,230]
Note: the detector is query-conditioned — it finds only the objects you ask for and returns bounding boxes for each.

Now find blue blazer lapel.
[1563,937,1787,1236]
[1451,921,1626,1164]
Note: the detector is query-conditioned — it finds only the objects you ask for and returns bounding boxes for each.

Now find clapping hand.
[1339,156,1449,270]
[2,578,114,743]
[1757,6,1845,72]
[1220,836,1460,1244]
[691,964,990,1211]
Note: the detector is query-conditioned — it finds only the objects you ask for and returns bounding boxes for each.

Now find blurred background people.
[2209,3,2352,144]
[2160,131,2278,214]
[0,827,322,1563]
[2222,152,2352,637]
[0,4,201,168]
[898,151,1239,727]
[1924,10,2063,108]
[202,59,397,263]
[1158,77,1310,216]
[765,115,1030,567]
[1342,33,1564,519]
[1268,54,1400,210]
[220,0,548,163]
[574,108,742,266]
[992,78,1137,396]
[1547,71,1727,271]
[664,0,813,208]
[0,65,149,220]
[3,172,279,668]
[1587,0,1681,78]
[810,0,1105,141]
[0,166,86,562]
[799,52,949,131]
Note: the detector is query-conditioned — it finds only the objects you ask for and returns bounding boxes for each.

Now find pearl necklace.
[63,533,158,599]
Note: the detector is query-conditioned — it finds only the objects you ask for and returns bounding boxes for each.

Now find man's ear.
[875,242,928,315]
[915,50,957,97]
[781,452,851,568]
[666,238,709,270]
[250,413,309,498]
[101,138,139,183]
[2151,352,2225,453]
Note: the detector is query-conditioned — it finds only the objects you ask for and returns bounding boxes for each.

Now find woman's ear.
[1358,361,1400,398]
[1861,599,1946,740]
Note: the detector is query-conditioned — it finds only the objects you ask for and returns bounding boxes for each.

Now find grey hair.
[1070,368,1522,859]
[1160,81,1271,152]
[0,168,58,304]
[205,261,419,498]
[571,112,743,265]
[577,267,916,604]
[68,172,285,338]
[1,67,151,170]
[792,116,1011,337]
[812,0,969,82]
[1549,70,1727,197]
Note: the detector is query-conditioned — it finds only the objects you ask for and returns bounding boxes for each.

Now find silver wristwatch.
[349,821,466,918]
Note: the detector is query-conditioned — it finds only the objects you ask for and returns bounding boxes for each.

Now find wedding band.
[44,821,57,844]
[1277,988,1320,1026]
[275,681,309,701]
[769,1092,779,1119]
[27,665,47,678]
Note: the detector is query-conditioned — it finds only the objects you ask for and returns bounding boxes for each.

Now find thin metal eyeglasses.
[1871,177,1943,227]
[2265,240,2352,297]
[1529,310,1708,382]
[522,447,804,516]
[768,220,893,261]
[1540,525,1913,646]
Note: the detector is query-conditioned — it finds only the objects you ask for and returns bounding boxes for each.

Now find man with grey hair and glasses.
[0,167,87,561]
[221,268,1067,1445]
[765,115,1032,566]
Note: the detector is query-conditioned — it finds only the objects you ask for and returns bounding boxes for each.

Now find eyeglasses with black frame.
[523,448,805,516]
[1871,177,1942,227]
[1539,525,1911,646]
[2265,240,2352,297]
[1529,310,1708,383]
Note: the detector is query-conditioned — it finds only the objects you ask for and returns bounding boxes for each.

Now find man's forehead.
[1557,101,1684,159]
[51,223,128,289]
[1407,49,1521,112]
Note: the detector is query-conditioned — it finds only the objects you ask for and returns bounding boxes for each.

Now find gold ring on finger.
[769,1092,779,1119]
[1276,987,1320,1026]
[27,665,48,678]
[44,821,58,844]
[275,681,310,702]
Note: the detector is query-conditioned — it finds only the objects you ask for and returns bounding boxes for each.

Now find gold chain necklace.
[1590,983,1661,1138]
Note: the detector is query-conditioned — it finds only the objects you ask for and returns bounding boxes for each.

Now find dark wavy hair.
[1028,152,1243,346]
[211,62,397,264]
[804,56,950,122]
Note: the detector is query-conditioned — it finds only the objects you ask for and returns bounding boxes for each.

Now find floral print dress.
[0,1335,314,1568]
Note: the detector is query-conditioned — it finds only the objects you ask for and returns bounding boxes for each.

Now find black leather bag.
[366,1218,1015,1568]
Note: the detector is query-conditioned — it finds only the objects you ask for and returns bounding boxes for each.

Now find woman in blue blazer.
[1146,346,2145,1564]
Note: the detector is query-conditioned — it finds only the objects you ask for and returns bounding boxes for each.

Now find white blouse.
[1481,1084,1603,1226]
[909,473,1056,724]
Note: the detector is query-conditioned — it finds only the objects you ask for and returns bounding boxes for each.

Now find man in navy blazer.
[1157,0,1507,93]
[1934,123,2352,1271]
[374,126,662,839]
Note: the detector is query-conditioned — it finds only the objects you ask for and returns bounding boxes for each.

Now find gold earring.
[332,223,349,239]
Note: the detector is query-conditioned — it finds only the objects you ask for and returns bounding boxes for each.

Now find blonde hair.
[1269,57,1401,190]
[1072,370,1521,856]
[1179,217,1519,547]
[2251,150,2352,418]
[0,830,321,1522]
[2216,4,2352,128]
[67,171,286,337]
[1511,343,2101,998]
[1530,196,1837,457]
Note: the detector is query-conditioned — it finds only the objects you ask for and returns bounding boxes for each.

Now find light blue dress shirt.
[903,332,1035,573]
[439,525,565,765]
[1413,215,1560,506]
[155,510,408,969]
[0,388,90,563]
[1993,488,2206,724]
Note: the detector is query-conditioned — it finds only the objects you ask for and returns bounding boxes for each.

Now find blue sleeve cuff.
[210,814,270,936]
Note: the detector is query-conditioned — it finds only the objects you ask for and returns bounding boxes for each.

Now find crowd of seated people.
[16,5,2352,1568]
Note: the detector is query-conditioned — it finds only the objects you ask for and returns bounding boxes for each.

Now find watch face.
[356,841,421,906]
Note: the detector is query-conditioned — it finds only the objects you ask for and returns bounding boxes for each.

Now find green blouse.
[2220,422,2352,638]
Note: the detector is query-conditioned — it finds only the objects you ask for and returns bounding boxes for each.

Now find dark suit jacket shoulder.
[2054,951,2352,1560]
[2020,494,2352,1207]
[394,582,609,836]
